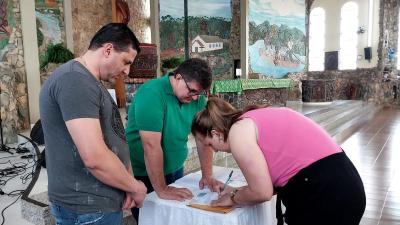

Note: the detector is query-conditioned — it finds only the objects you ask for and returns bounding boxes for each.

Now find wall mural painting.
[35,0,64,64]
[188,0,232,79]
[159,0,185,71]
[160,0,232,79]
[0,0,15,61]
[249,0,305,78]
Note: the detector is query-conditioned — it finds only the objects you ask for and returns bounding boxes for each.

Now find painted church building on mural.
[191,35,223,53]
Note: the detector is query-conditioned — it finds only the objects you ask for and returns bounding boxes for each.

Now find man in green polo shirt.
[126,58,219,222]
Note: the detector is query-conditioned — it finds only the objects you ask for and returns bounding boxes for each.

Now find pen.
[222,170,233,192]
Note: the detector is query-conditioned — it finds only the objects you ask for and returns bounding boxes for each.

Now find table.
[139,166,275,225]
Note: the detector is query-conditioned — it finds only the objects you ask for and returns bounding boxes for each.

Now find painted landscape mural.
[249,0,305,78]
[159,1,184,65]
[0,0,15,61]
[35,0,65,70]
[160,0,232,79]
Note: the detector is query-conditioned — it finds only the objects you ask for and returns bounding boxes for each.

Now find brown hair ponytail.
[191,97,267,141]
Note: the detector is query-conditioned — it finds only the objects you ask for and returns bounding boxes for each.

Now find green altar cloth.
[211,79,293,94]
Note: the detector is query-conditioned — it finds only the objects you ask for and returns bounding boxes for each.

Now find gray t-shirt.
[39,60,130,213]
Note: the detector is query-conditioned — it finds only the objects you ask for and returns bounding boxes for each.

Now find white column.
[20,0,41,124]
[64,0,74,53]
[240,0,249,79]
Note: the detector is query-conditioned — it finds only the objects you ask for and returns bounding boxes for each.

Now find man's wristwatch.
[230,189,238,204]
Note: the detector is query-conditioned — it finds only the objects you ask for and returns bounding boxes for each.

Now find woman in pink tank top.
[192,97,365,225]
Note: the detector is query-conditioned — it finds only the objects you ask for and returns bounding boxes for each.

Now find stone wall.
[308,69,398,105]
[215,87,292,109]
[0,0,29,143]
[287,72,307,101]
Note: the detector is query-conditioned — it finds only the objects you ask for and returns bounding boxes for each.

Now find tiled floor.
[1,106,400,225]
[342,107,400,225]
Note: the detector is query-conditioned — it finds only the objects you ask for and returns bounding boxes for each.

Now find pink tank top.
[242,107,341,187]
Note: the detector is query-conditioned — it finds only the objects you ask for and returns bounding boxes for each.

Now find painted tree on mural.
[160,15,232,78]
[248,0,305,78]
[188,16,230,39]
[160,0,232,79]
[0,0,15,57]
[160,16,230,51]
[160,15,184,51]
[0,0,7,35]
[0,0,12,46]
[250,21,305,66]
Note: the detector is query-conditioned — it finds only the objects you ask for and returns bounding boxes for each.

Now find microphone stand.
[0,118,13,155]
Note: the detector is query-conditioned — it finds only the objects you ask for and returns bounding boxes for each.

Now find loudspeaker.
[30,119,44,145]
[364,47,372,60]
[324,51,338,70]
[233,59,240,79]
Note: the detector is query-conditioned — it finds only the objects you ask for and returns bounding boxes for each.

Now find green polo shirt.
[126,75,207,176]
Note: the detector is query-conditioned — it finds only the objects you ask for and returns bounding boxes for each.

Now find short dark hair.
[174,58,212,90]
[88,23,141,54]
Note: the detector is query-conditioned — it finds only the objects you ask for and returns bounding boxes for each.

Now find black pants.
[131,168,184,224]
[276,152,366,225]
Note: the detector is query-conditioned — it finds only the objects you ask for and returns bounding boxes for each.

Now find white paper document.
[190,188,219,205]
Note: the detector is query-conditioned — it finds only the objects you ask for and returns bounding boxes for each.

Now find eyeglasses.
[182,76,207,96]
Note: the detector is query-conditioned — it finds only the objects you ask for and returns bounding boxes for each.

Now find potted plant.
[161,57,184,74]
[40,43,74,70]
[40,43,74,83]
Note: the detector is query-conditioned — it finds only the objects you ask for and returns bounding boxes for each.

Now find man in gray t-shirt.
[39,23,147,225]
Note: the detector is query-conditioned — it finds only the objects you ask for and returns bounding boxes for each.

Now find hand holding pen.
[221,170,233,193]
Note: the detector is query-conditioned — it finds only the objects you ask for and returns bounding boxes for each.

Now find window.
[339,2,358,70]
[308,7,325,71]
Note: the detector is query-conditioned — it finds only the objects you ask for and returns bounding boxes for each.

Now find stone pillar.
[1,0,30,141]
[0,63,19,144]
[240,0,248,78]
[71,0,112,56]
[127,0,151,43]
[378,0,399,71]
[230,0,240,60]
[305,0,314,72]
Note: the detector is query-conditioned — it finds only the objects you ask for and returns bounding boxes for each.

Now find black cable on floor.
[0,134,44,225]
[17,134,46,207]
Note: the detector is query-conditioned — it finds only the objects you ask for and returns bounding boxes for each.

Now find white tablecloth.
[139,166,275,225]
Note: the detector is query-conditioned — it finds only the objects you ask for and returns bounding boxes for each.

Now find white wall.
[312,0,380,68]
[64,0,74,53]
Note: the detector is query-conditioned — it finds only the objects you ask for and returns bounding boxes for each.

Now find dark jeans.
[50,203,123,225]
[276,152,366,225]
[131,168,184,224]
